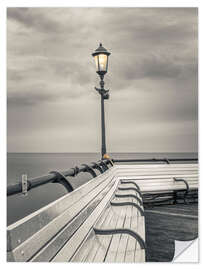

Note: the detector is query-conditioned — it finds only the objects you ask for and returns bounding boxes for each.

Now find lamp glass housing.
[94,54,108,73]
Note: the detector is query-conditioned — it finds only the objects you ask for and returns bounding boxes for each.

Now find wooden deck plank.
[145,203,198,262]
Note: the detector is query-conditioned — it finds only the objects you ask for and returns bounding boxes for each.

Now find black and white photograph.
[5,4,198,263]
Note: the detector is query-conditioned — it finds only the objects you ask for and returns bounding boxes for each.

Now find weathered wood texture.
[7,163,198,262]
[115,164,198,193]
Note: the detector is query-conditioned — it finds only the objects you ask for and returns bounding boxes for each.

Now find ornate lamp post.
[92,43,111,159]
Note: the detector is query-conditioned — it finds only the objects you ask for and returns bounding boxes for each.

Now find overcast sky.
[7,7,198,153]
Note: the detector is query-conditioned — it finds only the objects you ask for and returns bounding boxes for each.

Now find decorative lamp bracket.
[95,87,110,99]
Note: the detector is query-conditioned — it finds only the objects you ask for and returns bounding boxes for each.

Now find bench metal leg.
[174,178,189,205]
[120,180,141,190]
[93,228,146,249]
[115,193,143,206]
[110,201,145,216]
[118,187,143,199]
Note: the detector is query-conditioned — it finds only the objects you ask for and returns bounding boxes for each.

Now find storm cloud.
[7,7,198,153]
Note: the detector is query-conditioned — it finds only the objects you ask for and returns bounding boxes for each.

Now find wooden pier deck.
[145,203,198,262]
[7,162,198,262]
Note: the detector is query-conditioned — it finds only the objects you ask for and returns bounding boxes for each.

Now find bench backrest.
[114,164,198,193]
[7,167,116,262]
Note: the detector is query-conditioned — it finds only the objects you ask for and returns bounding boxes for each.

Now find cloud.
[7,8,62,33]
[7,8,198,152]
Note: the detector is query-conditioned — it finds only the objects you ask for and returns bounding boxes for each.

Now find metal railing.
[7,157,198,197]
[7,159,113,196]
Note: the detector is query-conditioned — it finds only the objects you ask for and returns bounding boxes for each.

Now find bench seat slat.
[71,206,113,262]
[117,171,197,178]
[118,174,198,181]
[86,205,125,262]
[103,206,128,262]
[52,178,118,262]
[111,199,144,216]
[115,205,132,262]
[115,164,198,169]
[134,249,145,262]
[137,181,198,188]
[140,183,198,192]
[91,208,119,262]
[84,206,115,262]
[116,169,198,175]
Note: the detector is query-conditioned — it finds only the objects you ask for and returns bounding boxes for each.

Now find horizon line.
[7,151,198,154]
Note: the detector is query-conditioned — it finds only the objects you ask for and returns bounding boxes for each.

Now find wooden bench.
[7,165,146,262]
[114,163,198,204]
[70,180,145,263]
[7,162,198,262]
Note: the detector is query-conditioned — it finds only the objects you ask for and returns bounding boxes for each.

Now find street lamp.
[92,43,111,159]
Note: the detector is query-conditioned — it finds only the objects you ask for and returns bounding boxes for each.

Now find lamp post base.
[103,153,110,160]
